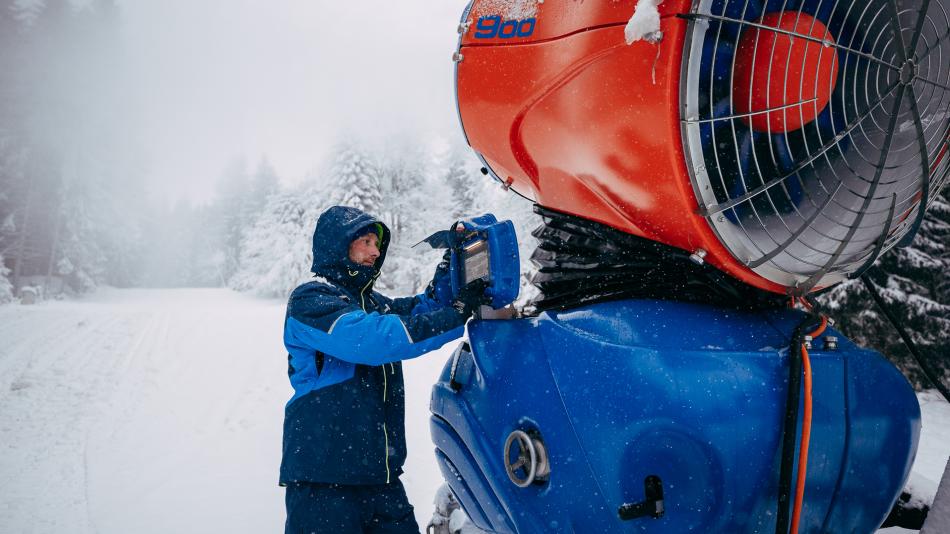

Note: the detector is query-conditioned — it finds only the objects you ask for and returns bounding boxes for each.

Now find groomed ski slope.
[0,288,946,533]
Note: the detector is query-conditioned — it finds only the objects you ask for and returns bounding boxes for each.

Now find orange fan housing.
[454,0,789,294]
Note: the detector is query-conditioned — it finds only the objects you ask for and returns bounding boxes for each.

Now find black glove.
[453,278,491,316]
[425,250,454,306]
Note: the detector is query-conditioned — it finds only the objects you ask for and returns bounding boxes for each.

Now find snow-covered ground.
[880,390,950,534]
[0,288,947,533]
[0,289,288,533]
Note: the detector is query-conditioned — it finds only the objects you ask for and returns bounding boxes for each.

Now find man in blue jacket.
[281,205,486,534]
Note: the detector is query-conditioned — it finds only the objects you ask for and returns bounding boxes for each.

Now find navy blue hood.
[311,206,391,293]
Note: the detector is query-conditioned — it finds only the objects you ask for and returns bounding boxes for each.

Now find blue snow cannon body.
[429,213,920,532]
[430,304,920,533]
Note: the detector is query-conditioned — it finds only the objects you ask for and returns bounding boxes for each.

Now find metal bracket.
[448,342,470,392]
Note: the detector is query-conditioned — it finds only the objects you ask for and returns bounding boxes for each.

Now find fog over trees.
[0,0,539,303]
[1,0,146,299]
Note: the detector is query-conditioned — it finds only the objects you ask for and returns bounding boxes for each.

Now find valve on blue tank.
[417,213,520,312]
[503,428,550,488]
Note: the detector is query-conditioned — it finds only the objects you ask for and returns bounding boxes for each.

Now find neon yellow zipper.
[362,271,391,483]
[358,272,378,311]
[382,366,391,483]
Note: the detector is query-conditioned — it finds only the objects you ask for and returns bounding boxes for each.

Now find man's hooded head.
[311,206,391,291]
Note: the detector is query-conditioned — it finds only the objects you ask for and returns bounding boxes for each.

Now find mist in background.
[0,0,539,298]
[118,0,466,202]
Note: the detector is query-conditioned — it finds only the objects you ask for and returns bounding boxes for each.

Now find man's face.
[348,232,380,267]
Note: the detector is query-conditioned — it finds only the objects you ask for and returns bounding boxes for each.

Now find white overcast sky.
[115,0,468,203]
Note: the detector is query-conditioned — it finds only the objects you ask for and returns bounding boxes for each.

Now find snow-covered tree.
[0,0,148,296]
[245,156,280,220]
[817,189,950,389]
[325,140,383,215]
[189,155,283,289]
[216,137,538,305]
[185,205,228,287]
[0,253,13,303]
[11,0,46,27]
[0,134,28,279]
[373,139,451,294]
[441,145,482,222]
[55,176,107,292]
[211,157,251,283]
[230,184,328,297]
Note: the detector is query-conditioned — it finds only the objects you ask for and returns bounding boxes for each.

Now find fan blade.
[700,96,735,153]
[814,98,850,153]
[765,0,800,12]
[726,129,755,223]
[703,39,737,97]
[812,0,836,23]
[717,0,762,39]
[774,134,796,173]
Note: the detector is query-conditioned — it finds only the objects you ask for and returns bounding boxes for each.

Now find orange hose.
[789,316,828,534]
[789,344,812,534]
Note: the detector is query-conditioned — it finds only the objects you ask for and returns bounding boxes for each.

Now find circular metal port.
[504,429,550,487]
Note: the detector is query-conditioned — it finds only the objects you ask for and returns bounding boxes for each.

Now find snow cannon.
[452,0,950,296]
[426,0,946,531]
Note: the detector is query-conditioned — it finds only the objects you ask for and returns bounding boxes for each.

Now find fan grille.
[681,0,950,294]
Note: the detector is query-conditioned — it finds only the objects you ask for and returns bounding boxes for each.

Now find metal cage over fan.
[681,0,950,292]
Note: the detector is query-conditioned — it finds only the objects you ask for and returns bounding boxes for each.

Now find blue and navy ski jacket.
[280,206,465,486]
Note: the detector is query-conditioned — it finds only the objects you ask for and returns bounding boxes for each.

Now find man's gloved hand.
[425,250,454,307]
[453,278,491,317]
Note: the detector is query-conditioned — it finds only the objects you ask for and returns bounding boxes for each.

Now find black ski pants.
[284,478,420,534]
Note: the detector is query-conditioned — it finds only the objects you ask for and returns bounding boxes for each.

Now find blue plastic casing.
[449,213,519,309]
[429,300,921,533]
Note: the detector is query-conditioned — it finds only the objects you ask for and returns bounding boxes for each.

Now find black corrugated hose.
[528,205,788,312]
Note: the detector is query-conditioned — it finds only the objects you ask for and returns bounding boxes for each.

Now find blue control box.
[450,213,520,309]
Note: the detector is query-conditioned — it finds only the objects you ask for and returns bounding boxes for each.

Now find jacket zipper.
[359,272,378,312]
[382,365,391,483]
[364,274,391,484]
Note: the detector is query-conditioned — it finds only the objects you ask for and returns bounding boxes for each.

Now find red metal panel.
[458,12,786,293]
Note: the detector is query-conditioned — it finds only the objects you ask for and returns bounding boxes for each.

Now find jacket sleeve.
[377,292,444,316]
[285,286,465,365]
[377,250,454,316]
[379,293,422,316]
